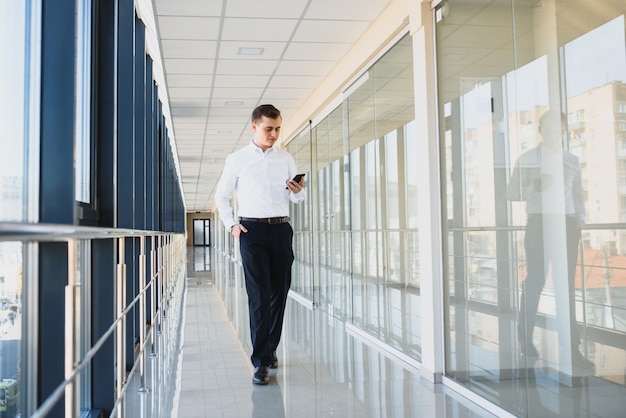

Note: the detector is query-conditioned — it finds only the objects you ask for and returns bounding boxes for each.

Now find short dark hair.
[538,109,567,131]
[252,104,281,122]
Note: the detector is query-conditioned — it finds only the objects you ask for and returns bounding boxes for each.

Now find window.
[74,1,95,214]
[0,2,27,222]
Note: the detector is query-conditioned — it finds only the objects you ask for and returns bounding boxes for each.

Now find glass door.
[193,219,210,246]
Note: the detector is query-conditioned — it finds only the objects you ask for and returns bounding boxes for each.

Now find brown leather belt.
[239,216,289,224]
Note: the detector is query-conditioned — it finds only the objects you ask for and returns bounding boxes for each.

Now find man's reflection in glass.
[251,380,285,418]
[506,110,594,376]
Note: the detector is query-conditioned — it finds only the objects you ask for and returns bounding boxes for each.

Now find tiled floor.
[122,248,626,418]
[172,257,500,418]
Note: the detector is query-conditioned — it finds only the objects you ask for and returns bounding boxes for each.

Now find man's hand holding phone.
[286,173,305,192]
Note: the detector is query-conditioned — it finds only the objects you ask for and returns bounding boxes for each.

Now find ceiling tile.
[153,0,390,211]
[161,40,217,59]
[170,98,212,108]
[275,60,336,76]
[174,135,205,141]
[172,111,209,121]
[158,16,220,39]
[154,0,223,16]
[213,74,271,88]
[267,75,323,89]
[204,106,251,117]
[167,74,214,88]
[208,98,261,110]
[216,59,277,75]
[224,0,309,18]
[218,41,287,60]
[168,87,212,99]
[165,58,214,74]
[172,128,205,135]
[259,87,314,99]
[283,42,353,61]
[203,115,246,124]
[210,87,265,99]
[293,20,371,43]
[305,0,391,20]
[221,17,299,42]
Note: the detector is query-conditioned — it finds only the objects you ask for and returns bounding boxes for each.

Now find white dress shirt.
[215,141,305,230]
[505,143,585,222]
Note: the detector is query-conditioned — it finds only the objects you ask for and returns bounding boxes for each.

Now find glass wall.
[0,0,186,415]
[289,128,314,300]
[289,34,420,359]
[437,1,626,416]
[0,0,28,222]
[0,2,30,417]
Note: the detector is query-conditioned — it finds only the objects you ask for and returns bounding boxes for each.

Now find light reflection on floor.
[167,247,500,418]
[124,247,626,418]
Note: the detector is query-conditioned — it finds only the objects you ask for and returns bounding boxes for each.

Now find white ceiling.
[152,0,393,212]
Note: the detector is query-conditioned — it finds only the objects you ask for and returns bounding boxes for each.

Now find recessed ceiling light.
[238,47,264,55]
[224,101,243,106]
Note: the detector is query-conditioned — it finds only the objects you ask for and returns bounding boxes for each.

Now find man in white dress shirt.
[215,104,305,385]
[506,110,594,375]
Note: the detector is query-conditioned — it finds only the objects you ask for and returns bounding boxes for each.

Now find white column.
[411,1,444,383]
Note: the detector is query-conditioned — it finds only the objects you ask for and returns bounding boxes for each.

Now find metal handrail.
[0,223,187,418]
[0,222,174,242]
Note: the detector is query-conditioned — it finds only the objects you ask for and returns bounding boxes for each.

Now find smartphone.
[286,173,305,188]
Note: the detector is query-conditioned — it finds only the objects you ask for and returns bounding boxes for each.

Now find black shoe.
[270,351,278,369]
[571,351,595,371]
[520,342,539,357]
[252,366,269,385]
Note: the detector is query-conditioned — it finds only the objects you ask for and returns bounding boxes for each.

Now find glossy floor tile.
[122,248,626,418]
[169,254,499,418]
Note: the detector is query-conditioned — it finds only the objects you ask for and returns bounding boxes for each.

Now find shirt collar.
[249,140,275,153]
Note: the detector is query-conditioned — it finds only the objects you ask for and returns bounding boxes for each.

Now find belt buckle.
[269,217,279,224]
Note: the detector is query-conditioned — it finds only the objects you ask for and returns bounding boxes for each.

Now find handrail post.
[65,239,76,418]
[165,235,170,309]
[138,236,150,393]
[159,235,163,318]
[158,235,165,323]
[150,235,158,356]
[115,237,126,417]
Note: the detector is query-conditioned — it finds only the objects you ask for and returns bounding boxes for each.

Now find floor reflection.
[192,246,211,272]
[251,380,285,418]
[170,246,500,418]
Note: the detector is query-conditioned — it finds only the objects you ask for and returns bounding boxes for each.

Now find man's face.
[252,115,281,151]
[538,115,565,150]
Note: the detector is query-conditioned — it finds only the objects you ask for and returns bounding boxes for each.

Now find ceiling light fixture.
[238,47,264,55]
[224,101,243,106]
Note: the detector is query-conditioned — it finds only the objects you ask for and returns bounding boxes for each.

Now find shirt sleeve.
[505,151,537,202]
[289,188,306,203]
[505,161,525,201]
[215,155,238,230]
[287,155,306,204]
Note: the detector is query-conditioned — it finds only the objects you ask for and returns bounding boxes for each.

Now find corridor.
[169,247,498,418]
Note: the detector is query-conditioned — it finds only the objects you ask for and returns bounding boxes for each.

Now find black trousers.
[519,214,581,349]
[239,221,294,367]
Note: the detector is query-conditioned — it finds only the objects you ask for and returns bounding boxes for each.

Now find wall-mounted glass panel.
[0,4,29,411]
[74,0,93,204]
[437,1,626,416]
[0,242,22,418]
[288,127,313,300]
[283,33,418,360]
[0,2,28,222]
